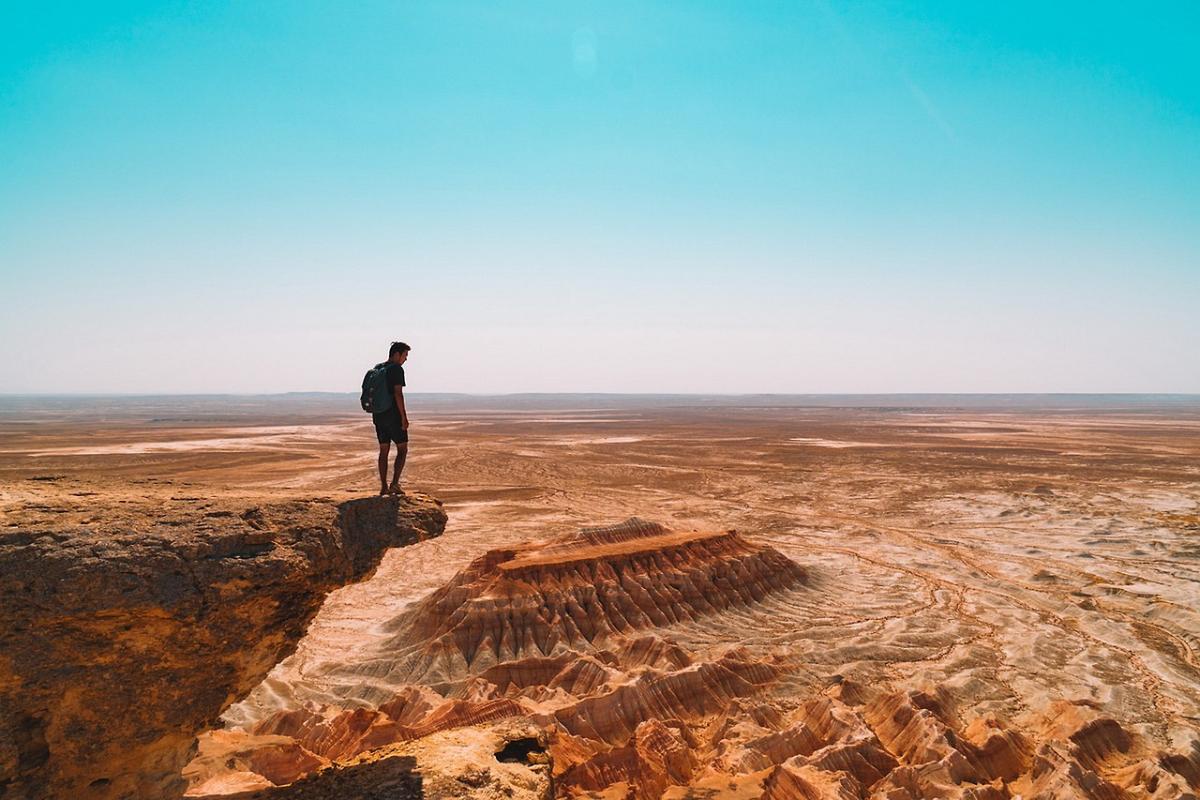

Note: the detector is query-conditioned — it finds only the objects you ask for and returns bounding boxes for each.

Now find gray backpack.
[360,363,392,413]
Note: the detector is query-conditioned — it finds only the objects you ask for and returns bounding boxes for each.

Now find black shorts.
[372,409,409,445]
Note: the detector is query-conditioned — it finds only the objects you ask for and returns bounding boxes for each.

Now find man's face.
[395,350,409,365]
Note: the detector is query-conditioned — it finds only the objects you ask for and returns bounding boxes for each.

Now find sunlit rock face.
[0,492,446,800]
[376,517,808,687]
[191,518,1200,800]
[185,722,552,800]
[186,519,805,794]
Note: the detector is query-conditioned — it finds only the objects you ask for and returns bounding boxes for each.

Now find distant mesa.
[376,517,808,685]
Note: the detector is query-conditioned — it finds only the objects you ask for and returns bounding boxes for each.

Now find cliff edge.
[0,491,447,800]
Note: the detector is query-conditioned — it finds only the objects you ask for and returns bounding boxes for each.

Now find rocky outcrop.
[0,492,446,800]
[226,638,782,780]
[376,518,807,686]
[190,753,423,800]
[183,516,1200,799]
[742,684,1199,800]
[189,520,806,794]
[188,722,550,800]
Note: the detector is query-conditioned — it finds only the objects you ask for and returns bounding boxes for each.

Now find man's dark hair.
[389,341,411,358]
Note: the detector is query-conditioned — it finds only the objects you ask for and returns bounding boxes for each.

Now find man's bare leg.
[388,443,408,494]
[378,442,391,495]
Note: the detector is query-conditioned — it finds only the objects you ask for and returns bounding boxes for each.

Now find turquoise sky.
[2,2,1198,392]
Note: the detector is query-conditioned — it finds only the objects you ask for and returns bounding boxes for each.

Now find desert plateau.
[2,394,1199,800]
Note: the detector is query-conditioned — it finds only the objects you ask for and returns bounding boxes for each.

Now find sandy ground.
[3,394,1199,768]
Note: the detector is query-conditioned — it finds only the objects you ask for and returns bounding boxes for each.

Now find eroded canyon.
[2,395,1198,799]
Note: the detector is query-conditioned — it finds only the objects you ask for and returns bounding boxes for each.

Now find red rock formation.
[543,647,783,746]
[190,754,422,800]
[557,719,698,800]
[377,518,806,685]
[189,722,551,800]
[0,493,446,800]
[184,730,329,794]
[711,683,1196,800]
[183,519,1200,800]
[762,761,863,800]
[862,689,1027,784]
[238,640,780,775]
[248,695,529,765]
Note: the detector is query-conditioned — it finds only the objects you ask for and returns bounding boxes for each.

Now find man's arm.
[394,385,408,430]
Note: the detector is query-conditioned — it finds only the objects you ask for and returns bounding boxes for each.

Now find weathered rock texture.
[190,722,551,800]
[0,492,446,800]
[376,517,807,687]
[191,518,1200,799]
[188,520,805,795]
[190,753,423,800]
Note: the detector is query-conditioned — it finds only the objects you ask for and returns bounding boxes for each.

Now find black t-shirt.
[385,363,405,394]
[373,363,405,420]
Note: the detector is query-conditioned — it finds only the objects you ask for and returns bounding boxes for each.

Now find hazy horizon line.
[2,391,1200,400]
[3,391,1199,399]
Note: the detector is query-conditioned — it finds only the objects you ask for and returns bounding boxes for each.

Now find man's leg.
[378,442,391,495]
[388,443,408,493]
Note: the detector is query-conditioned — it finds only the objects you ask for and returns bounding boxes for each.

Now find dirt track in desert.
[3,395,1198,797]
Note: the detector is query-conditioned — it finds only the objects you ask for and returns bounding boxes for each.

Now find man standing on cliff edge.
[372,341,410,495]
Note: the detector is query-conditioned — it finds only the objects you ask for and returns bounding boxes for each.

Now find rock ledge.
[0,491,447,800]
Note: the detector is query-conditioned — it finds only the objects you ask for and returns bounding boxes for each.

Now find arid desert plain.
[2,394,1199,800]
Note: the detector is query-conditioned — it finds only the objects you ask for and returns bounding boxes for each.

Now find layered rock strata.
[739,684,1200,800]
[225,638,781,773]
[190,518,1199,799]
[225,676,1200,800]
[0,492,447,800]
[188,520,807,794]
[374,517,807,687]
